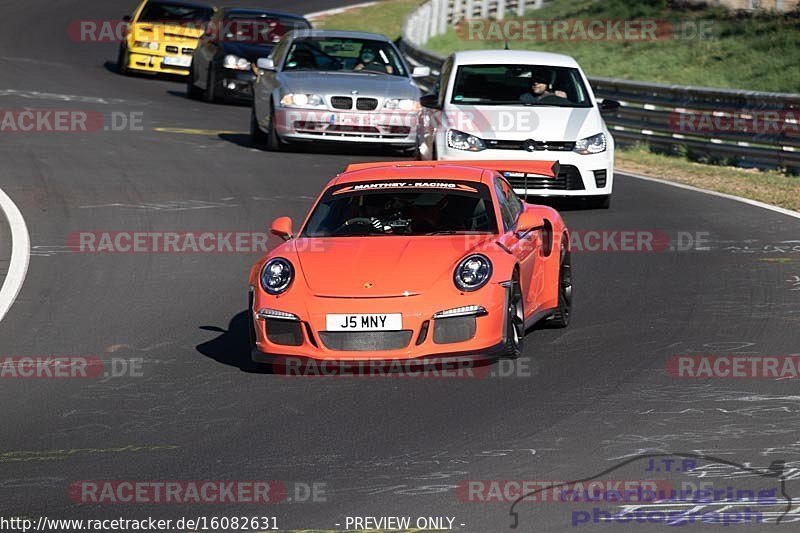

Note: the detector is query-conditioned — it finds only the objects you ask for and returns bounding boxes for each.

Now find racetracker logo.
[667,355,800,379]
[69,481,288,504]
[455,19,716,42]
[668,109,799,135]
[67,231,305,254]
[0,356,143,379]
[457,480,673,503]
[273,357,535,378]
[0,110,143,133]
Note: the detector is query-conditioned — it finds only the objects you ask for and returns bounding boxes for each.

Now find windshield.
[451,64,592,107]
[138,2,213,24]
[283,37,407,77]
[218,15,310,44]
[301,182,498,237]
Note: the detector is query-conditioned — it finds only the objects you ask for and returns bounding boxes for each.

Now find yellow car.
[118,0,213,76]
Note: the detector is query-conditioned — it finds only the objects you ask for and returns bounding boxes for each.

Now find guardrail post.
[480,0,490,18]
[516,0,526,16]
[497,0,506,20]
[452,0,464,23]
[438,0,449,34]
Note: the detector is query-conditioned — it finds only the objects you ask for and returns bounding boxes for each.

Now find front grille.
[594,169,607,188]
[330,96,353,110]
[265,318,304,346]
[356,97,378,111]
[327,125,380,134]
[165,45,179,54]
[485,139,575,151]
[503,164,585,191]
[319,330,413,351]
[433,316,477,344]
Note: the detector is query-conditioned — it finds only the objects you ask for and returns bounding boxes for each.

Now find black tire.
[117,43,129,75]
[203,67,217,103]
[547,243,572,328]
[265,103,282,152]
[186,67,202,99]
[591,194,611,209]
[501,273,525,358]
[250,108,269,146]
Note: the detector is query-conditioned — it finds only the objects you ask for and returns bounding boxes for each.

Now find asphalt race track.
[1,1,800,531]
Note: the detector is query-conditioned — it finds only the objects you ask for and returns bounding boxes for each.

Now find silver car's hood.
[276,71,420,99]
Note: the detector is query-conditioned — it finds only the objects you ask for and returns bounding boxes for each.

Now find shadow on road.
[196,310,270,373]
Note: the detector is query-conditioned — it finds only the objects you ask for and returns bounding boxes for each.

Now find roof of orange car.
[335,160,560,186]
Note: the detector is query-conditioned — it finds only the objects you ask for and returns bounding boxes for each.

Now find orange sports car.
[248,160,572,367]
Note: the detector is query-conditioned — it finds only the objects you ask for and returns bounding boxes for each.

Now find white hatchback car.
[419,50,619,208]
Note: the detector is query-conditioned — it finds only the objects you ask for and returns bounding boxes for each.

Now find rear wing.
[343,160,560,179]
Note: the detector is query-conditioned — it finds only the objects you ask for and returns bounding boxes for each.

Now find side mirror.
[599,99,621,112]
[419,93,441,110]
[270,216,293,240]
[412,66,431,78]
[516,210,545,236]
[256,57,275,71]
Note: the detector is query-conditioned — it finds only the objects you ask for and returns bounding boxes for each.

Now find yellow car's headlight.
[133,41,159,50]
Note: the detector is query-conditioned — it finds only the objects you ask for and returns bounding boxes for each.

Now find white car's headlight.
[223,54,251,71]
[384,98,420,111]
[573,133,607,155]
[279,93,325,108]
[447,129,486,152]
[133,41,159,50]
[454,254,492,292]
[261,258,294,295]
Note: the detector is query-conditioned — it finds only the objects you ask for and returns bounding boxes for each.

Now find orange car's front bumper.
[250,282,510,363]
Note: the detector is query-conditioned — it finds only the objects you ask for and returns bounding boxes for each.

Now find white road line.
[0,187,30,323]
[618,171,800,221]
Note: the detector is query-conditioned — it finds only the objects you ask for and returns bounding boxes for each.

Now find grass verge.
[313,0,421,40]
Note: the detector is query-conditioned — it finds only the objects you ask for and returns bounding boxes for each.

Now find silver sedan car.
[250,30,429,152]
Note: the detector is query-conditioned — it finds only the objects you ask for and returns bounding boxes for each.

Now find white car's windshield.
[283,37,407,77]
[451,64,593,107]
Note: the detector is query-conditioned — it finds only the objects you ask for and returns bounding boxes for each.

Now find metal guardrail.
[400,0,800,172]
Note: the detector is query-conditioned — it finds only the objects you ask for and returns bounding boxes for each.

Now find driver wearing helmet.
[354,46,393,74]
[521,67,567,104]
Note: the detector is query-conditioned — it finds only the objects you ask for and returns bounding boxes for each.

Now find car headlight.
[260,258,294,295]
[573,133,607,154]
[223,54,251,71]
[384,98,420,111]
[133,41,159,50]
[454,254,492,292]
[279,93,325,108]
[447,129,486,152]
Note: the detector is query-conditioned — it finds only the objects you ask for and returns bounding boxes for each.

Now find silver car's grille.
[356,97,378,111]
[330,96,353,110]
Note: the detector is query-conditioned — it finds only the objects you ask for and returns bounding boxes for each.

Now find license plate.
[331,114,376,126]
[326,313,402,331]
[163,56,191,67]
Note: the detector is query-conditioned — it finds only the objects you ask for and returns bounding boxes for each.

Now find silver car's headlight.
[454,254,492,292]
[447,129,486,152]
[223,54,251,71]
[573,133,607,154]
[383,98,420,111]
[261,258,294,295]
[133,41,159,50]
[279,93,325,108]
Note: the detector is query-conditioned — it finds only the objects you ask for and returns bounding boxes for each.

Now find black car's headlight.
[446,129,486,151]
[223,54,251,71]
[454,254,492,292]
[573,133,606,154]
[261,258,294,295]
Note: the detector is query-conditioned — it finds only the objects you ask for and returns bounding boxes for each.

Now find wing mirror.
[599,99,621,112]
[516,210,545,236]
[256,57,275,71]
[412,66,431,78]
[270,216,293,240]
[419,93,441,109]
